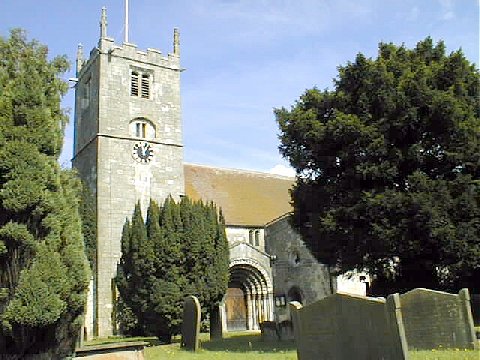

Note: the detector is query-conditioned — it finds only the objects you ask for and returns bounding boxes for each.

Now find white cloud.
[269,164,296,177]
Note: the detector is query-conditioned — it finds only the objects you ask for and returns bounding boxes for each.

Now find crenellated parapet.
[77,7,181,79]
[98,37,181,70]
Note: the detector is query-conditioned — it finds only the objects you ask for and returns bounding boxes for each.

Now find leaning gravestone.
[181,295,201,351]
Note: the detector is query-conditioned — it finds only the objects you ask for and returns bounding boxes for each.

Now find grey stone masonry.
[265,215,333,322]
[73,8,184,337]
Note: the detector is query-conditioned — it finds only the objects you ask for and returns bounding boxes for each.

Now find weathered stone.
[260,321,279,341]
[398,288,478,350]
[73,8,184,337]
[75,341,147,359]
[278,320,294,340]
[290,293,408,360]
[265,216,334,324]
[209,305,224,339]
[181,295,201,351]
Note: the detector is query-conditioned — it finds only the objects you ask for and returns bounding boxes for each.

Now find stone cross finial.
[100,6,108,39]
[76,43,84,76]
[173,28,180,56]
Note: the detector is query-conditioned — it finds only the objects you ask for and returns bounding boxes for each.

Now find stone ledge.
[75,341,148,358]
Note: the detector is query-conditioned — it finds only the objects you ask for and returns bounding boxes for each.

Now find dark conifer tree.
[116,197,229,342]
[0,30,90,357]
[79,182,96,270]
[276,37,479,294]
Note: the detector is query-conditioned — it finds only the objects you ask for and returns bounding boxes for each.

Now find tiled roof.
[184,164,294,227]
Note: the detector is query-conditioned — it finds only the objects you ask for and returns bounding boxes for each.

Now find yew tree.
[276,38,479,294]
[0,30,90,357]
[115,197,229,342]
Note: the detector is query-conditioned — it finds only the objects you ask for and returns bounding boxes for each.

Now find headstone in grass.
[278,320,294,340]
[289,293,408,360]
[181,295,201,351]
[260,321,279,341]
[398,288,478,350]
[210,304,224,339]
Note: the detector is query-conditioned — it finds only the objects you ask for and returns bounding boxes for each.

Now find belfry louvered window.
[131,71,139,96]
[141,74,150,98]
[131,70,151,98]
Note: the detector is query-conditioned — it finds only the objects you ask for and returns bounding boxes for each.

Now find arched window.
[254,230,260,246]
[288,286,303,305]
[129,118,155,139]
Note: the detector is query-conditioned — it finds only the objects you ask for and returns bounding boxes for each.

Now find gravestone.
[398,288,477,350]
[289,293,408,360]
[209,304,224,339]
[260,321,279,341]
[278,320,294,340]
[181,295,201,351]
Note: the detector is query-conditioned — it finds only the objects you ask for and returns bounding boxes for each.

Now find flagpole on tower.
[124,0,129,43]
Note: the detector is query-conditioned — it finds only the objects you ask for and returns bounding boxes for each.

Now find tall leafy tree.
[0,30,90,357]
[276,38,479,294]
[116,197,229,342]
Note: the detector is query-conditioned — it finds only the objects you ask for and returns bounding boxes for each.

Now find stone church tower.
[73,8,184,336]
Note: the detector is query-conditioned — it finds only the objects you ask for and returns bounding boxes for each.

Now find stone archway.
[287,286,304,304]
[225,263,273,331]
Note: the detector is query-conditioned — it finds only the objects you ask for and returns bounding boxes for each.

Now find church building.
[73,8,367,338]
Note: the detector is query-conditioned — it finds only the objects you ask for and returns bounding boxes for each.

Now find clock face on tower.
[132,141,153,163]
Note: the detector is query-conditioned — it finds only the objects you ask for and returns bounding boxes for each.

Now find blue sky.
[1,1,478,176]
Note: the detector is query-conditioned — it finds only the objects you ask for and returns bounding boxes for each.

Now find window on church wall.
[130,118,155,139]
[288,249,301,267]
[135,122,146,138]
[81,77,91,109]
[131,71,139,96]
[131,69,151,99]
[141,74,150,98]
[249,230,254,245]
[254,230,260,246]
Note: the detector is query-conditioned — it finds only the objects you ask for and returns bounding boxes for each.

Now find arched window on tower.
[129,118,155,139]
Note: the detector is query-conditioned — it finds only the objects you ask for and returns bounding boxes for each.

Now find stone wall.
[226,227,265,252]
[265,216,333,322]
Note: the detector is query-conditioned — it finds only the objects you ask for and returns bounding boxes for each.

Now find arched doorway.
[225,263,273,331]
[287,286,303,304]
[225,286,247,331]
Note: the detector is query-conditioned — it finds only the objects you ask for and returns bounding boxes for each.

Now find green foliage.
[79,181,96,270]
[0,29,90,357]
[115,197,229,343]
[276,37,480,294]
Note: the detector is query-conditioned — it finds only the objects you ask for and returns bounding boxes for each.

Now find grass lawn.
[144,331,297,360]
[86,331,479,360]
